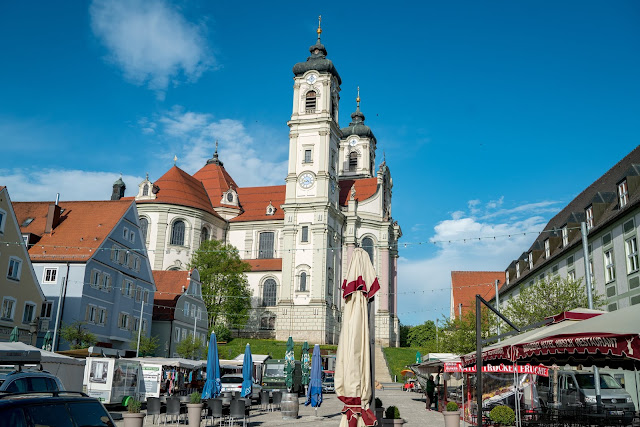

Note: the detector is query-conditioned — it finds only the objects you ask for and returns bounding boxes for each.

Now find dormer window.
[618,180,629,208]
[516,263,521,278]
[266,202,276,216]
[544,239,550,258]
[142,184,149,196]
[227,192,234,203]
[586,206,594,230]
[528,252,533,269]
[505,271,510,285]
[305,91,317,112]
[562,226,569,247]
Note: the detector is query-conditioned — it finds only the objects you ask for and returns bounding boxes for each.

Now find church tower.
[277,18,344,344]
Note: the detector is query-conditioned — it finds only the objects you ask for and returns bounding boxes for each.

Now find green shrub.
[446,401,459,412]
[385,405,401,419]
[214,324,232,343]
[375,397,383,409]
[127,398,141,413]
[489,405,515,426]
[190,391,202,404]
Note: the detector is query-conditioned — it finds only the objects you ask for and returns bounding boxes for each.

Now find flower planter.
[122,412,145,427]
[375,408,385,425]
[381,419,405,426]
[187,403,204,427]
[443,410,461,427]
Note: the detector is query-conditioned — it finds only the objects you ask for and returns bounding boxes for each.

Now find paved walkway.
[112,389,445,426]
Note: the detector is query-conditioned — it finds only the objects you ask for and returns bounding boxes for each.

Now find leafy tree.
[501,275,605,329]
[213,323,232,343]
[129,334,159,356]
[176,334,205,359]
[407,320,436,347]
[399,323,411,347]
[439,308,491,355]
[189,239,253,331]
[60,321,96,350]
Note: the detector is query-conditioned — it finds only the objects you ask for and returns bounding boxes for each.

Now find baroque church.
[112,24,402,346]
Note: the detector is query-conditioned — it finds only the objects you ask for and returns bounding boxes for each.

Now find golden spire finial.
[317,15,322,41]
[356,86,360,107]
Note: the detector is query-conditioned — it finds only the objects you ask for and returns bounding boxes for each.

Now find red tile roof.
[13,200,133,262]
[451,271,504,319]
[193,162,239,208]
[231,185,286,222]
[152,270,190,320]
[136,166,222,219]
[338,178,378,206]
[244,258,282,272]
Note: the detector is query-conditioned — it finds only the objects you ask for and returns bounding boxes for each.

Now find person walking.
[426,375,436,410]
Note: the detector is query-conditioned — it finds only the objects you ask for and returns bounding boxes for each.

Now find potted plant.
[382,405,405,426]
[122,398,144,427]
[375,397,385,425]
[443,401,461,427]
[489,405,515,427]
[187,391,204,427]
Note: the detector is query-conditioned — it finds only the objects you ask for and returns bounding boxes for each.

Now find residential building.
[0,186,45,344]
[115,26,402,346]
[498,146,640,312]
[151,269,208,358]
[13,199,155,351]
[450,271,503,320]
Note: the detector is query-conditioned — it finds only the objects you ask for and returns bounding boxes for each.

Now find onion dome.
[206,140,224,166]
[292,16,342,85]
[341,88,375,139]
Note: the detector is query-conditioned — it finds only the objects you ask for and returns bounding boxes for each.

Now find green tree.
[129,334,159,356]
[189,239,253,331]
[176,334,205,359]
[60,321,96,350]
[439,308,491,355]
[407,320,436,347]
[501,275,605,329]
[399,323,411,347]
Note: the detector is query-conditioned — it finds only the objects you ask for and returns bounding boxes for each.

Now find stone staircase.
[373,345,393,383]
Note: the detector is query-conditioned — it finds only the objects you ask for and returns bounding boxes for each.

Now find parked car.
[0,391,115,427]
[261,359,303,394]
[322,376,335,393]
[0,370,65,393]
[220,374,262,401]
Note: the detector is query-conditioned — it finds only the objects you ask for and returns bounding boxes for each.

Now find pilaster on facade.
[153,211,168,270]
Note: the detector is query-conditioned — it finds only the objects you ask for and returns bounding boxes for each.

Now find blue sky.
[1,1,639,326]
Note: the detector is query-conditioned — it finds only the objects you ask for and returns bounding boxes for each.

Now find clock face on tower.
[349,138,357,147]
[299,172,315,189]
[306,74,317,84]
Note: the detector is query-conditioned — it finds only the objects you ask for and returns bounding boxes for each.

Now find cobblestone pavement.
[112,387,446,426]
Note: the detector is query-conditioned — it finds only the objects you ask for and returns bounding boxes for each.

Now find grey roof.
[292,41,342,85]
[341,105,376,140]
[591,191,616,204]
[565,211,586,224]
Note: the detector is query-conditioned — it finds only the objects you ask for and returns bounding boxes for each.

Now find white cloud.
[1,169,142,201]
[90,0,212,97]
[143,107,288,186]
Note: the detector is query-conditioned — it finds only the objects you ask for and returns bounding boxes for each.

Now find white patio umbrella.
[335,248,379,427]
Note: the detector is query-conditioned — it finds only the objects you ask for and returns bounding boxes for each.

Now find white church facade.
[115,26,402,346]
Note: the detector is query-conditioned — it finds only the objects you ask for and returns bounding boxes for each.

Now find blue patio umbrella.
[9,326,19,342]
[241,343,253,398]
[201,332,221,399]
[305,344,323,412]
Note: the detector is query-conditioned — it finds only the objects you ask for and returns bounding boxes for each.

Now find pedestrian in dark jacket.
[426,375,436,410]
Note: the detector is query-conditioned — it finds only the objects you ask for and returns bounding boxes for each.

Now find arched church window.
[201,227,209,245]
[300,272,307,292]
[139,217,149,242]
[362,237,374,263]
[305,91,317,112]
[262,279,277,307]
[349,152,358,172]
[170,220,185,246]
[142,184,149,196]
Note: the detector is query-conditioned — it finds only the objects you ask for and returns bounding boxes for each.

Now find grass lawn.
[217,338,338,361]
[382,347,430,382]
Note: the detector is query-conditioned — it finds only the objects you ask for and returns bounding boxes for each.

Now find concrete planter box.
[381,418,405,426]
[187,403,204,427]
[443,410,461,427]
[122,413,145,427]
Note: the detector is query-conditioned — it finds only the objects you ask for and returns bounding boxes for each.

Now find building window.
[1,298,15,320]
[0,208,6,234]
[98,308,106,325]
[142,319,147,333]
[134,257,140,272]
[544,239,550,258]
[90,270,100,288]
[124,250,130,267]
[40,301,53,319]
[505,271,510,285]
[626,237,639,273]
[118,313,129,330]
[300,272,307,292]
[602,232,612,247]
[528,252,533,270]
[552,264,558,275]
[123,227,129,239]
[589,259,594,280]
[362,237,374,264]
[22,303,36,324]
[567,255,574,268]
[349,152,358,172]
[102,274,111,292]
[562,226,569,247]
[618,180,629,208]
[7,257,22,281]
[184,301,190,316]
[175,328,180,342]
[143,289,149,303]
[191,306,196,318]
[262,279,277,307]
[143,184,149,196]
[304,149,312,163]
[197,307,202,320]
[260,313,276,330]
[86,305,97,323]
[604,250,615,283]
[43,268,58,284]
[170,220,186,246]
[201,227,209,245]
[139,217,149,242]
[135,287,142,302]
[305,91,316,112]
[301,226,309,243]
[258,232,275,259]
[181,329,187,341]
[586,206,594,230]
[133,317,139,332]
[516,263,521,278]
[624,219,635,234]
[328,267,334,296]
[130,231,135,243]
[122,280,133,297]
[568,270,576,281]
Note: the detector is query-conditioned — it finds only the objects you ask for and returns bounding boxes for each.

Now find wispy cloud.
[90,0,212,98]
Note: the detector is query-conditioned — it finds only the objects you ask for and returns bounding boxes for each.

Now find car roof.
[0,392,97,407]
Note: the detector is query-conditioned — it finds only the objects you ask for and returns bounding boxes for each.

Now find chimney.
[45,204,61,234]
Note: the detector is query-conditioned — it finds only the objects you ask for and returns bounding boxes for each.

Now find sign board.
[444,361,549,377]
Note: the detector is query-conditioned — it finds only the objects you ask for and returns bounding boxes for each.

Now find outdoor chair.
[146,397,161,425]
[259,390,270,411]
[206,398,225,426]
[228,399,247,427]
[164,397,182,425]
[271,391,282,411]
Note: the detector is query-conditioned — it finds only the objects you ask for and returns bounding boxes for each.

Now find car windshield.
[222,377,243,384]
[575,374,622,389]
[264,364,285,377]
[324,378,334,383]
